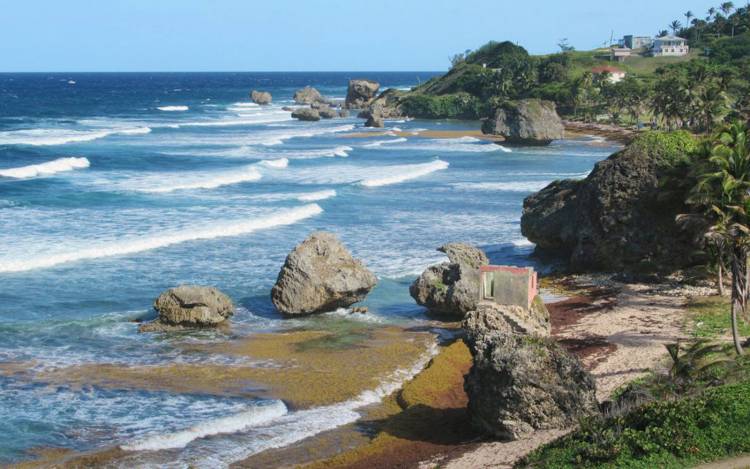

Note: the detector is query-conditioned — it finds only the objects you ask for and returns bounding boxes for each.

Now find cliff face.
[521,132,704,273]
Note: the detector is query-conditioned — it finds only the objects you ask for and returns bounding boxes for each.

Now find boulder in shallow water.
[345,79,380,109]
[291,107,321,122]
[365,113,384,128]
[482,99,564,145]
[463,297,550,339]
[250,90,272,105]
[317,105,337,119]
[294,86,326,105]
[139,285,234,332]
[409,243,488,318]
[271,231,377,316]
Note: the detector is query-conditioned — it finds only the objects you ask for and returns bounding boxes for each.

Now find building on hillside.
[610,46,632,62]
[591,65,627,83]
[651,35,689,56]
[623,35,653,50]
[479,265,538,310]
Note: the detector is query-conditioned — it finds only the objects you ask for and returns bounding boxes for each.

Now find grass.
[688,295,750,339]
[520,380,750,468]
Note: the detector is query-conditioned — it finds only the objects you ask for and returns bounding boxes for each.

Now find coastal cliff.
[521,131,704,272]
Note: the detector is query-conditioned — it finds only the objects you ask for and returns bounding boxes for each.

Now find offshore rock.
[294,86,326,105]
[271,232,377,316]
[250,90,272,105]
[139,285,234,332]
[317,105,337,119]
[481,99,564,145]
[291,107,321,122]
[345,79,380,109]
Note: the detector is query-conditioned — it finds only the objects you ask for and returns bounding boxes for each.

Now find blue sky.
[0,0,722,72]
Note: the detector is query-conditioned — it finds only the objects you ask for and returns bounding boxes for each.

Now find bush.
[398,93,488,119]
[628,131,698,169]
[521,380,750,468]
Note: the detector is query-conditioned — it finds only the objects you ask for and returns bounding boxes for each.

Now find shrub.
[398,93,488,119]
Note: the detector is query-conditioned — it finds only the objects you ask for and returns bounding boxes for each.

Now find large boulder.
[345,79,380,109]
[365,112,384,128]
[294,86,326,105]
[367,89,405,118]
[410,243,488,317]
[139,285,234,332]
[463,330,598,440]
[271,232,377,316]
[291,107,321,122]
[250,90,272,105]
[521,132,703,272]
[481,99,564,145]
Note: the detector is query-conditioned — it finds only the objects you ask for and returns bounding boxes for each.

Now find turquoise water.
[0,72,619,466]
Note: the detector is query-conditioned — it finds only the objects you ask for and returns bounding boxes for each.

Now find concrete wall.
[480,265,537,310]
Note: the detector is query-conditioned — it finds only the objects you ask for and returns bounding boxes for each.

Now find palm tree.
[670,20,683,34]
[721,1,735,16]
[694,122,750,355]
[685,10,695,28]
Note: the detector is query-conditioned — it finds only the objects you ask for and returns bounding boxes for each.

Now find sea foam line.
[121,400,288,451]
[0,204,323,273]
[0,157,90,179]
[359,160,449,187]
[450,181,553,192]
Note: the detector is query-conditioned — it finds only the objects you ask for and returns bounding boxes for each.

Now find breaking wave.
[0,204,323,273]
[0,157,90,179]
[0,127,152,146]
[450,181,552,192]
[140,166,263,193]
[122,400,288,451]
[157,106,189,112]
[362,137,408,148]
[296,189,336,201]
[359,160,449,187]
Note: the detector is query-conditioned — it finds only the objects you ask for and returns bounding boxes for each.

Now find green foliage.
[521,380,750,468]
[398,93,487,119]
[628,130,698,168]
[464,40,530,68]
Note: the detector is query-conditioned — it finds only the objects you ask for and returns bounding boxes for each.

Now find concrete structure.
[623,35,653,50]
[651,35,689,56]
[591,65,627,83]
[610,47,632,62]
[479,265,538,310]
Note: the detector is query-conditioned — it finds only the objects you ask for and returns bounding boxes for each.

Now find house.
[651,35,689,56]
[623,35,653,50]
[591,65,627,83]
[479,265,538,310]
[610,46,632,62]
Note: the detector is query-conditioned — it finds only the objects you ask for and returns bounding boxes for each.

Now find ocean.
[0,72,619,467]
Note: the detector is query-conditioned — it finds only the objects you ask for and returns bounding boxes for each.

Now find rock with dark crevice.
[139,285,234,332]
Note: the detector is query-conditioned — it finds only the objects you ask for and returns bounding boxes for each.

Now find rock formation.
[410,243,488,317]
[250,90,272,105]
[521,132,703,272]
[367,89,405,118]
[365,112,384,128]
[291,107,321,122]
[462,295,597,440]
[271,232,377,316]
[345,79,380,109]
[294,86,327,105]
[139,285,234,332]
[317,105,337,119]
[481,99,564,145]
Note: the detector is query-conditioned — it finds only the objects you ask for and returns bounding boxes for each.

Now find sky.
[0,0,723,72]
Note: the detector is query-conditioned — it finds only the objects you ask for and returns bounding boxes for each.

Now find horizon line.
[0,69,447,74]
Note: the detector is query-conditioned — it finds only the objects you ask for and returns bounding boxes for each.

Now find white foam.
[122,400,288,451]
[296,189,336,202]
[363,137,408,148]
[0,127,151,146]
[359,160,449,187]
[0,157,90,179]
[157,105,189,112]
[0,204,323,273]
[512,238,535,247]
[258,158,289,169]
[140,166,262,193]
[450,181,551,192]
